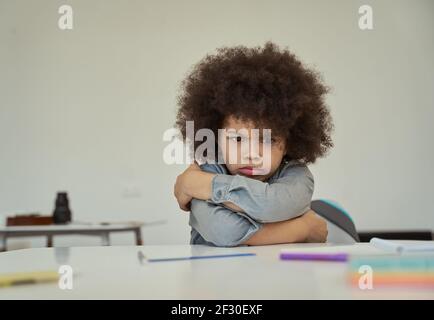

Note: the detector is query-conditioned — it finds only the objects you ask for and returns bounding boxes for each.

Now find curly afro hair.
[176,42,333,164]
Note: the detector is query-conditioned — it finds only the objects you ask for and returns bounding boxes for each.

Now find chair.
[311,199,359,244]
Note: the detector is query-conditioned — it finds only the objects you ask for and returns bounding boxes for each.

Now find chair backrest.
[311,199,360,243]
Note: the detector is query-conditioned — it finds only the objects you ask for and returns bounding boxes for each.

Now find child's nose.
[243,148,262,164]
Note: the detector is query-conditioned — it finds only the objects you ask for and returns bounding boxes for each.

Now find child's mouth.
[238,166,269,176]
[238,167,254,175]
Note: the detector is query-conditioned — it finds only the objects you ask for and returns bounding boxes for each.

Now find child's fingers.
[176,192,192,212]
[179,202,191,212]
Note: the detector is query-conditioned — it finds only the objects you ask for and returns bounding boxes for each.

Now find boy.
[174,42,333,246]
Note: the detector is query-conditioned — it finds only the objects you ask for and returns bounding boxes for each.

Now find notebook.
[370,237,434,254]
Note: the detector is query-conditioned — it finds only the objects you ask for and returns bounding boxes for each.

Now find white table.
[0,243,433,299]
[0,222,145,251]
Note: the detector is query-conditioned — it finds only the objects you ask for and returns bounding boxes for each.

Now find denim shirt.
[189,160,314,247]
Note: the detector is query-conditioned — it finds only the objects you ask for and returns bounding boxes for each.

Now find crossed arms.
[174,163,328,247]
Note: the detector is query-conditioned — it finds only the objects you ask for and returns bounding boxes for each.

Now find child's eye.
[228,136,245,143]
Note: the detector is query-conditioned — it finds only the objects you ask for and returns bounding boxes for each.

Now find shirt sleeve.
[208,163,314,223]
[189,198,262,247]
[188,163,262,247]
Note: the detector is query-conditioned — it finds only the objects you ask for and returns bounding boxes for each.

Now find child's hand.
[300,210,328,243]
[174,163,214,211]
[174,164,197,211]
[174,189,192,212]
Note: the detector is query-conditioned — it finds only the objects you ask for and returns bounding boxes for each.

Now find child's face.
[218,116,286,181]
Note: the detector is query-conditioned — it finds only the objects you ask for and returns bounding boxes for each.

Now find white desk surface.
[1,243,433,299]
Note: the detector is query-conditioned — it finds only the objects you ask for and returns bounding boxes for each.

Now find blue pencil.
[147,252,256,262]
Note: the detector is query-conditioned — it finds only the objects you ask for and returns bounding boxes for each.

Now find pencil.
[147,252,256,263]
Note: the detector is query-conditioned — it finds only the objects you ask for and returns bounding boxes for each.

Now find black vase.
[53,192,72,224]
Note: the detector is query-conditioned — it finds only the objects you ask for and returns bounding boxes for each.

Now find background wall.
[1,0,433,249]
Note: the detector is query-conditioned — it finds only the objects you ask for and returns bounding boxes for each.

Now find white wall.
[1,0,433,248]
